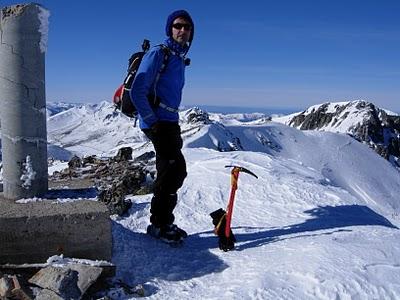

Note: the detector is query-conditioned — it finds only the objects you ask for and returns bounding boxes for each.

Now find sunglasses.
[172,23,192,31]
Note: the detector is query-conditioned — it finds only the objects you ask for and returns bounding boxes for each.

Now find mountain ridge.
[274,100,400,167]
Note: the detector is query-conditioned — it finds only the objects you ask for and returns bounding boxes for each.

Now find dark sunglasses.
[172,23,192,30]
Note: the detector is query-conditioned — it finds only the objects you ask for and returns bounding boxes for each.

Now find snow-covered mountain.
[46,101,81,117]
[1,101,400,299]
[46,102,272,157]
[274,100,400,167]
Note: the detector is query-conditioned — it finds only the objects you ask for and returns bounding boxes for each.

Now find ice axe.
[210,165,258,251]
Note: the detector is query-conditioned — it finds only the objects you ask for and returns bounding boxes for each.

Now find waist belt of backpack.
[158,102,179,113]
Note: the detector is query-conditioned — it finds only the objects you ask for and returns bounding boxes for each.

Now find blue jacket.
[130,43,186,129]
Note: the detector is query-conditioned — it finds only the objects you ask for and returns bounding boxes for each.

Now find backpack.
[113,39,170,118]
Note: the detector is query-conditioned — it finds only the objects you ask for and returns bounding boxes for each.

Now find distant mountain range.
[1,100,399,169]
[274,100,400,167]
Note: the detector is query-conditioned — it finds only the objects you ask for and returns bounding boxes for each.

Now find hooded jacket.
[130,40,187,129]
[130,10,194,130]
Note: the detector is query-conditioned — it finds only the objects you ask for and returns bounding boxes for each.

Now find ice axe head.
[225,165,258,178]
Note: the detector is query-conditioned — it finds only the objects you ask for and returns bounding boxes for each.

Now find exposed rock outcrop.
[50,148,156,215]
[183,107,211,124]
[286,100,400,166]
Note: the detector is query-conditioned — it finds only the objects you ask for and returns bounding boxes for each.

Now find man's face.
[171,17,192,46]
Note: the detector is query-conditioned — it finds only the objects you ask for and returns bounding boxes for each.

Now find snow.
[110,120,400,299]
[47,102,146,157]
[48,161,68,175]
[46,254,113,267]
[47,144,74,161]
[2,102,400,299]
[20,155,36,189]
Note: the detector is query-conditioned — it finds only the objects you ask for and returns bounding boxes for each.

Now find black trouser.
[143,122,187,227]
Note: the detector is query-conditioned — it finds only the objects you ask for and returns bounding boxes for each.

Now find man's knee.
[171,155,187,188]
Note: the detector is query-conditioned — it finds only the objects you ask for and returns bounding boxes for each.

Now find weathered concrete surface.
[0,3,49,199]
[0,196,112,264]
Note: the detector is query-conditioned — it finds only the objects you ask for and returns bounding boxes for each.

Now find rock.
[98,189,133,216]
[68,264,103,296]
[35,289,64,300]
[0,274,33,300]
[287,100,400,167]
[68,155,83,169]
[132,284,146,297]
[82,155,101,165]
[29,266,81,300]
[10,275,33,300]
[50,149,154,216]
[185,107,210,124]
[115,280,146,298]
[0,275,12,298]
[134,151,155,163]
[114,147,133,162]
[96,165,147,215]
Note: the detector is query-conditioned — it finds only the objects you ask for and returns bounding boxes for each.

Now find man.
[130,10,194,243]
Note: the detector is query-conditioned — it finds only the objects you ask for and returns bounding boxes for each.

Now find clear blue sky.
[1,0,400,112]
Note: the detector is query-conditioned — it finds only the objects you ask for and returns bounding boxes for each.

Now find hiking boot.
[170,224,188,239]
[147,224,186,243]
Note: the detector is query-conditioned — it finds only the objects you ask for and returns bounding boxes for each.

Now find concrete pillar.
[0,4,49,199]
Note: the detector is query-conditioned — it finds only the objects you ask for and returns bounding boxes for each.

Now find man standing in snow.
[130,10,194,243]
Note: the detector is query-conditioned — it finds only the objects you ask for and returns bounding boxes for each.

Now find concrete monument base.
[0,195,112,264]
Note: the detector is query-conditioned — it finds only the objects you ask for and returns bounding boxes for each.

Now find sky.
[1,0,400,112]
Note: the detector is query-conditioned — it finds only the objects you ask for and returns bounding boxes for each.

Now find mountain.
[46,101,81,117]
[46,102,272,157]
[1,101,400,298]
[47,102,148,157]
[274,100,400,167]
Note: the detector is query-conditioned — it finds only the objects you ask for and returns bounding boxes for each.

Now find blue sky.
[1,0,400,112]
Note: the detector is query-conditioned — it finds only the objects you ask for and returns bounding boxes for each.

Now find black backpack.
[113,39,170,118]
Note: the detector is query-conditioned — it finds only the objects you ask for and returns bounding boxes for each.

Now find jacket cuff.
[142,113,158,127]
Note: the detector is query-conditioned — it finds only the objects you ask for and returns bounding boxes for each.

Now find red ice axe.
[210,165,258,251]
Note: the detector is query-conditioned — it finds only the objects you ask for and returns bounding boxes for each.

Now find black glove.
[150,121,161,135]
[210,208,236,251]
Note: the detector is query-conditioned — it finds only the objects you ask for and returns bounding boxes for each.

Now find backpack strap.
[150,45,179,113]
[153,44,170,90]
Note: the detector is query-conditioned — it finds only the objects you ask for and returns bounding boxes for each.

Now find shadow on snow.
[112,221,228,294]
[111,204,397,295]
[235,204,398,251]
